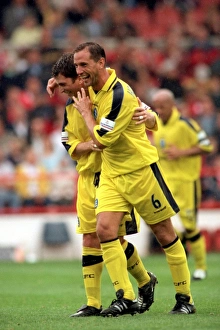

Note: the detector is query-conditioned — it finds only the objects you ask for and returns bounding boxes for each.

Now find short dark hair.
[52,52,77,79]
[74,42,106,63]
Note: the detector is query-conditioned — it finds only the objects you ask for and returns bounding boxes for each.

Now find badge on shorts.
[100,117,115,131]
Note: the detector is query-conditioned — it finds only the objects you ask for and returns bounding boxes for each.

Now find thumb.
[137,97,142,107]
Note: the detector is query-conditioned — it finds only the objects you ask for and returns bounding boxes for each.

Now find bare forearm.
[72,141,92,157]
[165,145,206,160]
[72,140,101,157]
[180,146,206,157]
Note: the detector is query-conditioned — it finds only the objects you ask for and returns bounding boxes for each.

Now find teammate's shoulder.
[179,115,199,131]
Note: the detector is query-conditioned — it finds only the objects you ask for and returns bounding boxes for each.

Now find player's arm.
[63,127,102,160]
[165,129,213,160]
[72,88,105,149]
[164,145,206,160]
[72,140,102,157]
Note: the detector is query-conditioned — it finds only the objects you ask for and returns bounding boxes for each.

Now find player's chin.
[82,76,91,85]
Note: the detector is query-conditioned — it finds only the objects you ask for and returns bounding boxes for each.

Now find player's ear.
[98,57,105,69]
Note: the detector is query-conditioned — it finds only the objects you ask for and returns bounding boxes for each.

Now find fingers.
[91,142,102,151]
[76,88,86,100]
[133,109,147,119]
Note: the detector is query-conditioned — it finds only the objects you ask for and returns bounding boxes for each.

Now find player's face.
[152,98,173,124]
[55,74,83,97]
[74,49,104,90]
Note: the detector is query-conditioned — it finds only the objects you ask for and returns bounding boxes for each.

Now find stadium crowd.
[0,0,220,210]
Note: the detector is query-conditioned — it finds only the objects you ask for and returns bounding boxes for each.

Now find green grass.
[0,253,219,330]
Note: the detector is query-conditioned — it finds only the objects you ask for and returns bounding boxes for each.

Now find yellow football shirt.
[91,68,159,177]
[153,107,213,181]
[62,98,101,175]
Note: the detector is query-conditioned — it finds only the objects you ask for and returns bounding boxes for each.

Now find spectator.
[7,101,29,139]
[27,116,51,158]
[7,136,26,166]
[0,117,16,156]
[0,148,21,211]
[49,157,77,206]
[45,7,72,47]
[64,26,86,51]
[209,75,220,109]
[15,146,50,206]
[2,0,38,38]
[66,1,90,25]
[38,137,64,172]
[105,2,137,39]
[80,7,104,38]
[16,49,47,88]
[197,94,218,137]
[187,23,219,73]
[204,3,220,36]
[9,13,43,50]
[158,60,185,100]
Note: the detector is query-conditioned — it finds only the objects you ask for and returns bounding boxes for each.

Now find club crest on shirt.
[160,139,166,148]
[94,198,98,208]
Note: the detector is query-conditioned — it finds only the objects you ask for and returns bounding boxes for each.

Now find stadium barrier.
[0,169,220,260]
[0,210,219,262]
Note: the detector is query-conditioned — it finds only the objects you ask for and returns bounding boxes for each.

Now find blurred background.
[0,0,220,261]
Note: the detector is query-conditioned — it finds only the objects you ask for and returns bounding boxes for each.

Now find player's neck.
[94,69,110,92]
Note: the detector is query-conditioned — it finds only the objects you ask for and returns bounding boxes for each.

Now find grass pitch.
[0,253,219,330]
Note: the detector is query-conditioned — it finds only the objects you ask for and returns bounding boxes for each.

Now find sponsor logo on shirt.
[100,118,115,131]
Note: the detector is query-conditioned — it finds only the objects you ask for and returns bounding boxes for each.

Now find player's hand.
[164,145,183,160]
[73,88,92,116]
[133,97,155,127]
[46,78,58,98]
[90,140,102,152]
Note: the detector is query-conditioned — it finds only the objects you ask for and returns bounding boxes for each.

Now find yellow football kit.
[90,68,194,305]
[153,106,213,273]
[153,107,213,230]
[90,69,179,223]
[61,97,151,309]
[61,98,140,235]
